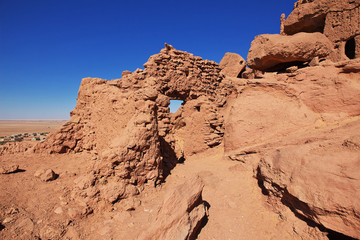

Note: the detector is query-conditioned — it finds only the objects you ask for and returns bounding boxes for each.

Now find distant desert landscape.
[0,120,67,137]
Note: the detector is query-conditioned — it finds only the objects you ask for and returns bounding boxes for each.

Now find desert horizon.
[0,119,68,136]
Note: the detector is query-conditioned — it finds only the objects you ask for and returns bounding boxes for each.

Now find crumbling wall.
[34,44,234,206]
[143,43,224,100]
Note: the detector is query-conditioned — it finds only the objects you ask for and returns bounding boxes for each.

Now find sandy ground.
[0,145,311,240]
[0,120,68,136]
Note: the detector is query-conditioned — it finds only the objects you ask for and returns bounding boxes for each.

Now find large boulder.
[247,32,334,71]
[219,52,246,77]
[139,176,208,240]
[34,169,56,182]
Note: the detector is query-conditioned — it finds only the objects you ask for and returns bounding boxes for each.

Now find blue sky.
[0,0,295,119]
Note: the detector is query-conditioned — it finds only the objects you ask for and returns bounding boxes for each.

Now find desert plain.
[0,120,67,137]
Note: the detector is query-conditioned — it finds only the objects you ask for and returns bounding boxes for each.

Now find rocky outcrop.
[219,52,246,77]
[284,0,360,61]
[340,59,360,73]
[236,1,360,236]
[224,82,319,155]
[139,176,208,240]
[285,0,360,36]
[257,122,360,239]
[224,61,360,151]
[224,59,360,238]
[246,0,360,72]
[247,32,334,71]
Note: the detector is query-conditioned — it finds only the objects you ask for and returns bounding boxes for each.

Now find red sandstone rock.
[121,70,132,77]
[285,0,360,36]
[247,32,334,71]
[219,52,246,77]
[284,0,360,61]
[0,164,19,174]
[100,181,126,203]
[340,59,360,73]
[256,122,360,239]
[224,59,360,238]
[139,176,208,240]
[225,60,360,152]
[224,83,318,154]
[34,168,56,182]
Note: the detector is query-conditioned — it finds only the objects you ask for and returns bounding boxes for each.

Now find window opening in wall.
[169,100,183,113]
[345,38,356,59]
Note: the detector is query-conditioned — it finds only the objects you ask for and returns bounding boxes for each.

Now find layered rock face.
[257,125,360,239]
[224,60,360,239]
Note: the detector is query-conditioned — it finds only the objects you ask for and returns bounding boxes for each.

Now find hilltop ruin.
[1,0,360,239]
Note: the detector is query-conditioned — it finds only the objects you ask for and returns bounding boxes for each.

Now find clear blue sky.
[0,0,295,119]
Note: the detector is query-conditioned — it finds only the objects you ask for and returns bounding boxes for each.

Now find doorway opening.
[345,38,356,59]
